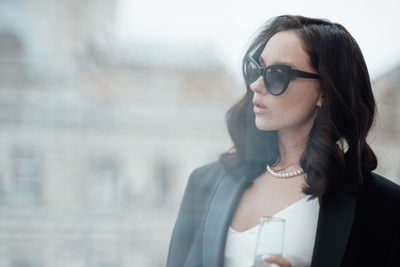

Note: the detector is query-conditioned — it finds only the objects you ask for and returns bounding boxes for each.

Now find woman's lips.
[252,99,268,114]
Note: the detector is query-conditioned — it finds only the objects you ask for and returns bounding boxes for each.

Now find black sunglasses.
[244,55,320,96]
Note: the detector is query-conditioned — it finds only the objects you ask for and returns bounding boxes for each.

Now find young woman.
[166,15,400,267]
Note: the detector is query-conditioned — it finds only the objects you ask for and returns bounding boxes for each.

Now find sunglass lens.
[265,67,287,95]
[245,59,260,84]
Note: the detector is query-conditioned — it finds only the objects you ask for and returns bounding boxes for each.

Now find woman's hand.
[251,255,292,267]
[264,255,292,267]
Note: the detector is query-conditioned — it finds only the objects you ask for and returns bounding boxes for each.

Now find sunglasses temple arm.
[293,69,320,79]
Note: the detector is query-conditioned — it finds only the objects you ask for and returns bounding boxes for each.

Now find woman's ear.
[317,93,323,108]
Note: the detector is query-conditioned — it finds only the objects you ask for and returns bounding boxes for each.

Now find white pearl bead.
[265,164,304,179]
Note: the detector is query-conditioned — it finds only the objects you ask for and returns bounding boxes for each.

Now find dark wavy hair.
[219,15,377,198]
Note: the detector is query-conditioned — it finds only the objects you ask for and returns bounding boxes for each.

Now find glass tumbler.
[253,216,285,267]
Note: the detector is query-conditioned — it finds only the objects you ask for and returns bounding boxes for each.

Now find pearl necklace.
[266,164,304,178]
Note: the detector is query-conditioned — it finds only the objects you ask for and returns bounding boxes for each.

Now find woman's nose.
[249,76,267,95]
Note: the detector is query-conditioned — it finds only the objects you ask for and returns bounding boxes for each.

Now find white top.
[223,196,320,267]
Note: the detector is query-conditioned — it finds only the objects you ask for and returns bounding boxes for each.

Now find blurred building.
[0,1,399,267]
[371,65,400,181]
[0,1,238,266]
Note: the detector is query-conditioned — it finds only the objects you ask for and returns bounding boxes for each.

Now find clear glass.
[253,216,285,267]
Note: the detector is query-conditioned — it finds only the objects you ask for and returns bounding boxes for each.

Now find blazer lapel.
[310,186,357,267]
[202,172,357,267]
[203,174,252,267]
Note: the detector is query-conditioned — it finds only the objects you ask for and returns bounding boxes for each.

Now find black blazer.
[166,161,400,267]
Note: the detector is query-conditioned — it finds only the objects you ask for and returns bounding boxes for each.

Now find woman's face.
[250,30,322,132]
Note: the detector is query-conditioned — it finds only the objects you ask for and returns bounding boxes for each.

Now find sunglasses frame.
[244,55,320,96]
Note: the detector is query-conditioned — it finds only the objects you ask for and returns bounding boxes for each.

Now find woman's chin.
[255,120,278,131]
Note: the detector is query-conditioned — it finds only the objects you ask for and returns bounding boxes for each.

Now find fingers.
[265,255,292,267]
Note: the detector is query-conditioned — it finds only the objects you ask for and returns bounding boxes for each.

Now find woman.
[166,15,400,267]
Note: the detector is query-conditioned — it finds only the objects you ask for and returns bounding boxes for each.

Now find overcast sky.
[115,0,400,80]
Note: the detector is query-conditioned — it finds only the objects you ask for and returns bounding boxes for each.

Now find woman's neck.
[275,121,314,170]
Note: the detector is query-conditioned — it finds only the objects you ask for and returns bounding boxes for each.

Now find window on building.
[153,158,174,205]
[11,258,41,267]
[9,251,42,267]
[3,148,42,205]
[88,157,119,208]
[0,32,26,88]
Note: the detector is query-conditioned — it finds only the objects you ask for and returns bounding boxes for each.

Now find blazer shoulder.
[366,172,400,202]
[188,160,226,187]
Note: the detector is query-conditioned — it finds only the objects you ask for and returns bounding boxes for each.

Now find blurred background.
[0,0,399,266]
